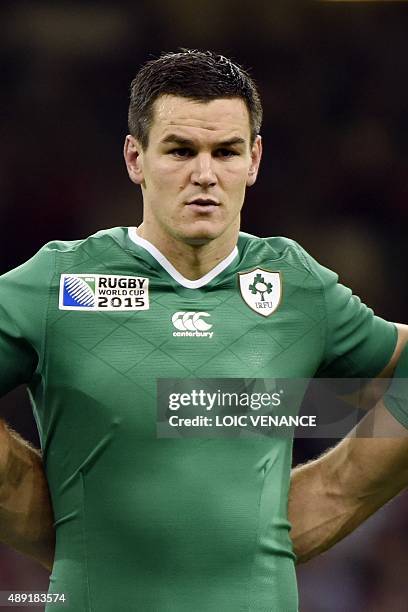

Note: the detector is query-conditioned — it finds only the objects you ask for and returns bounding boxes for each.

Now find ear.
[124,135,144,185]
[246,135,262,187]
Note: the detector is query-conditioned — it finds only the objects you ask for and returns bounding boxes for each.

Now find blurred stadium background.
[1,0,408,610]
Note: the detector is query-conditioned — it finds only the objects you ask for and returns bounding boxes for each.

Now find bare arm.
[0,420,55,571]
[289,402,408,563]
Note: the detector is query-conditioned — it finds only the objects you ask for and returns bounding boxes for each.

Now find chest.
[47,279,325,385]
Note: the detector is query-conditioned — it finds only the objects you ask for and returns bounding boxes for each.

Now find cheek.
[221,166,250,211]
[151,163,186,192]
[222,160,251,182]
[224,169,250,196]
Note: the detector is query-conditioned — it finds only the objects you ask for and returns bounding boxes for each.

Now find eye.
[214,149,239,158]
[169,148,194,158]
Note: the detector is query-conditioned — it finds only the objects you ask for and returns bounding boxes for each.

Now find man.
[0,49,407,611]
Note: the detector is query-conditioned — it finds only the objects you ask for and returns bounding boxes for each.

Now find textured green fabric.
[0,228,397,611]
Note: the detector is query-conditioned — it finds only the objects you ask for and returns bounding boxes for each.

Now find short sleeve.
[294,244,397,378]
[0,246,54,396]
[383,344,408,430]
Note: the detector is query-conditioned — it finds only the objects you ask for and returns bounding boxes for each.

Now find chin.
[181,229,216,246]
[183,236,214,246]
[178,222,222,246]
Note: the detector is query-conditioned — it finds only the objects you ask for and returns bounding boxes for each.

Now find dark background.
[0,1,407,610]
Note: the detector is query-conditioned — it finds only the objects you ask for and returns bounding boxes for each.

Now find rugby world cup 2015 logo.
[59,274,149,311]
[238,269,282,317]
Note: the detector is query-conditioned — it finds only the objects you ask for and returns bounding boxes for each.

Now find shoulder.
[43,227,126,256]
[0,227,127,286]
[238,232,329,280]
[239,231,298,254]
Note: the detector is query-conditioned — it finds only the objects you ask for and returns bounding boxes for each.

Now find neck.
[136,223,239,280]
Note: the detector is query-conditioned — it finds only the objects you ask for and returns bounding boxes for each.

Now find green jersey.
[0,227,397,611]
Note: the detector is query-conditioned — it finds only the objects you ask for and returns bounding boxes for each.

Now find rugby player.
[0,50,407,611]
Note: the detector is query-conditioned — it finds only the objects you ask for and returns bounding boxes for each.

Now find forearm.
[289,406,408,563]
[0,420,55,570]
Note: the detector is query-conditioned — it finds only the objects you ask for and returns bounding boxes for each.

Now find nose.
[190,153,217,188]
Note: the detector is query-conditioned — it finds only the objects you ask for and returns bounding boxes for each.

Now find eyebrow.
[160,134,247,147]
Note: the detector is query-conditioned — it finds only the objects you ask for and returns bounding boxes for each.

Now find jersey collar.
[128,227,238,289]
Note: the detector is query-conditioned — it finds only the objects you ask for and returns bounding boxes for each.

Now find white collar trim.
[128,227,238,289]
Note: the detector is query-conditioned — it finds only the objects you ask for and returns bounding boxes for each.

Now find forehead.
[149,95,251,144]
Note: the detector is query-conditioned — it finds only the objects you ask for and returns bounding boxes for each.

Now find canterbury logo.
[171,312,213,338]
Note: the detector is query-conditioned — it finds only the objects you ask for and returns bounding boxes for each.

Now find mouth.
[186,198,220,208]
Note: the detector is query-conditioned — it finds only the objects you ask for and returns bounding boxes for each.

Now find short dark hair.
[128,49,263,149]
